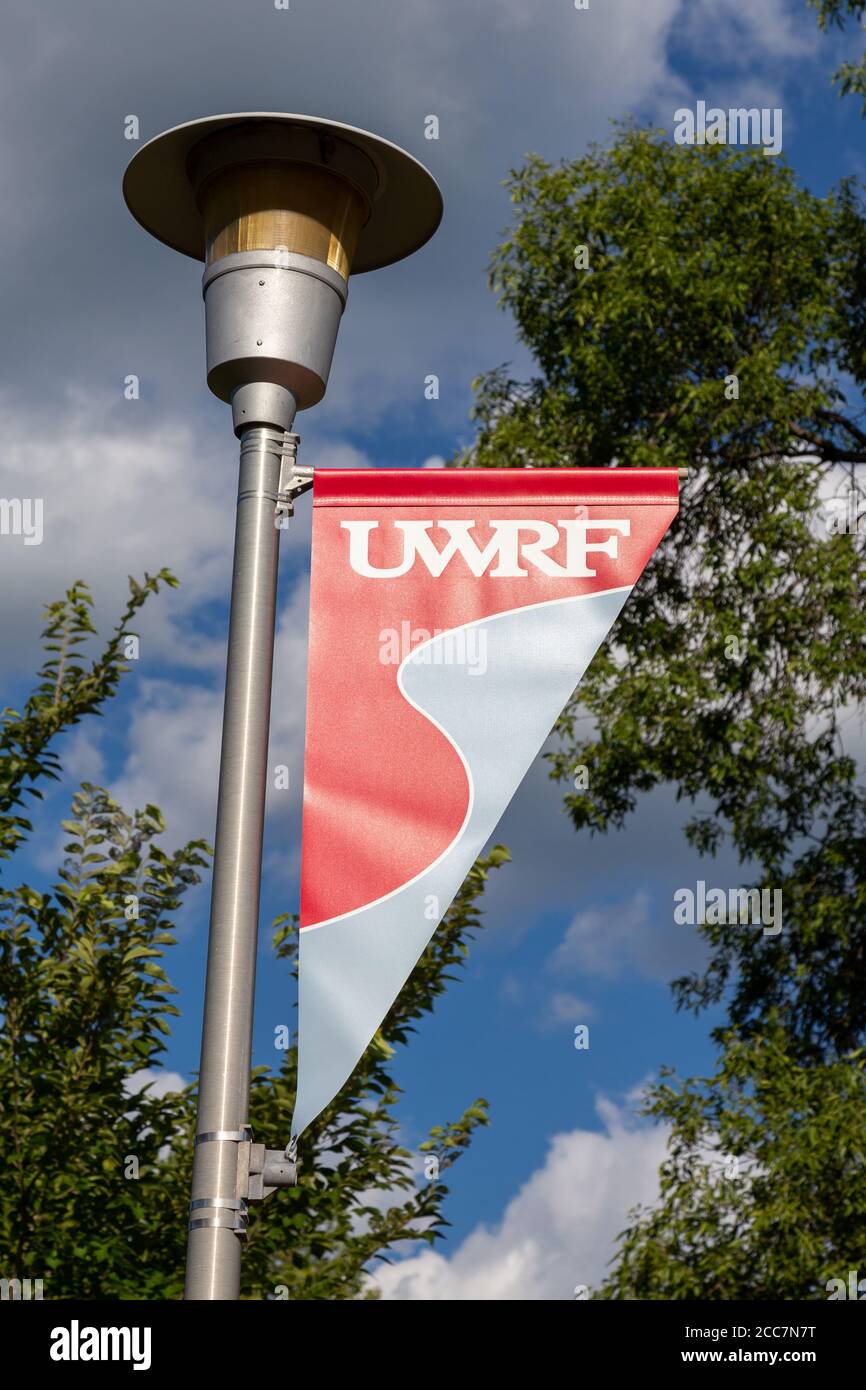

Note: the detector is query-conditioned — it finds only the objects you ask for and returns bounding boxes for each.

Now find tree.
[597,1023,866,1301]
[137,853,505,1302]
[467,127,866,1050]
[462,126,866,1294]
[0,579,504,1298]
[809,1,866,111]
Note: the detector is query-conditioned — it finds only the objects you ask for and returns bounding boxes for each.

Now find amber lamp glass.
[198,161,368,280]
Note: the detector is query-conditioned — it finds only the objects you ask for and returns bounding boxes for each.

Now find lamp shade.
[122,112,443,273]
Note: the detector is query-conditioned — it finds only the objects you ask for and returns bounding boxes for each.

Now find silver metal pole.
[184,421,293,1301]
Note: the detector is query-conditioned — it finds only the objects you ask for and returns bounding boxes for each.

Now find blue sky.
[1,0,864,1298]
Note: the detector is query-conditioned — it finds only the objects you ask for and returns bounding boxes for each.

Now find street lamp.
[123,113,442,1301]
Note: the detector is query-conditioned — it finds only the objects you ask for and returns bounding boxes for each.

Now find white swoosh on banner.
[291,586,633,1138]
[303,587,631,932]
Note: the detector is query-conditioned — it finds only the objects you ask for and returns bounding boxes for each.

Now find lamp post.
[123,113,442,1301]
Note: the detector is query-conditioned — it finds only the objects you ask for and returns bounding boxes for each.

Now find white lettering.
[342,518,630,578]
[49,1321,151,1371]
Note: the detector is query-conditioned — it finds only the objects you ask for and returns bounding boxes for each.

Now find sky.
[0,0,863,1300]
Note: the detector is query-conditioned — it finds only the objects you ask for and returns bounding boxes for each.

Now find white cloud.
[0,393,233,679]
[110,568,311,851]
[0,377,368,853]
[544,990,595,1027]
[0,0,814,445]
[0,391,375,685]
[540,874,715,984]
[308,441,374,471]
[126,1068,186,1098]
[0,0,825,726]
[549,891,653,981]
[60,724,108,788]
[371,1095,667,1300]
[110,679,223,851]
[677,0,816,66]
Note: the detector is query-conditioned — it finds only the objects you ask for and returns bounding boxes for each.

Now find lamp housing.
[123,113,443,432]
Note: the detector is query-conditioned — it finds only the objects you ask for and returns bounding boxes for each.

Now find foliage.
[0,580,504,1299]
[596,1025,866,1300]
[464,126,866,1295]
[466,127,866,1057]
[141,854,506,1302]
[809,0,866,111]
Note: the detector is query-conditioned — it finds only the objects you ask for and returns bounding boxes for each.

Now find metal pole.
[184,421,292,1300]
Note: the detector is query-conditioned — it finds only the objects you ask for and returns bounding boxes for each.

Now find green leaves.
[0,571,177,865]
[0,572,206,1299]
[597,1025,866,1300]
[467,128,866,1055]
[0,572,506,1299]
[233,846,508,1300]
[0,780,208,1298]
[809,2,866,113]
[467,125,866,1297]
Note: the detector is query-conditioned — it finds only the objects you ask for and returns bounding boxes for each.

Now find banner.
[291,468,679,1137]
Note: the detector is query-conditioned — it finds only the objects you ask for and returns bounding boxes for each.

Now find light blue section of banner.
[292,588,630,1137]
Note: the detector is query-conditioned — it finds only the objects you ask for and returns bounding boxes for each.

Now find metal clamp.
[188,1197,249,1238]
[242,1142,299,1203]
[195,1126,252,1146]
[189,1214,249,1236]
[188,1127,298,1242]
[189,1197,247,1212]
[275,433,314,525]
